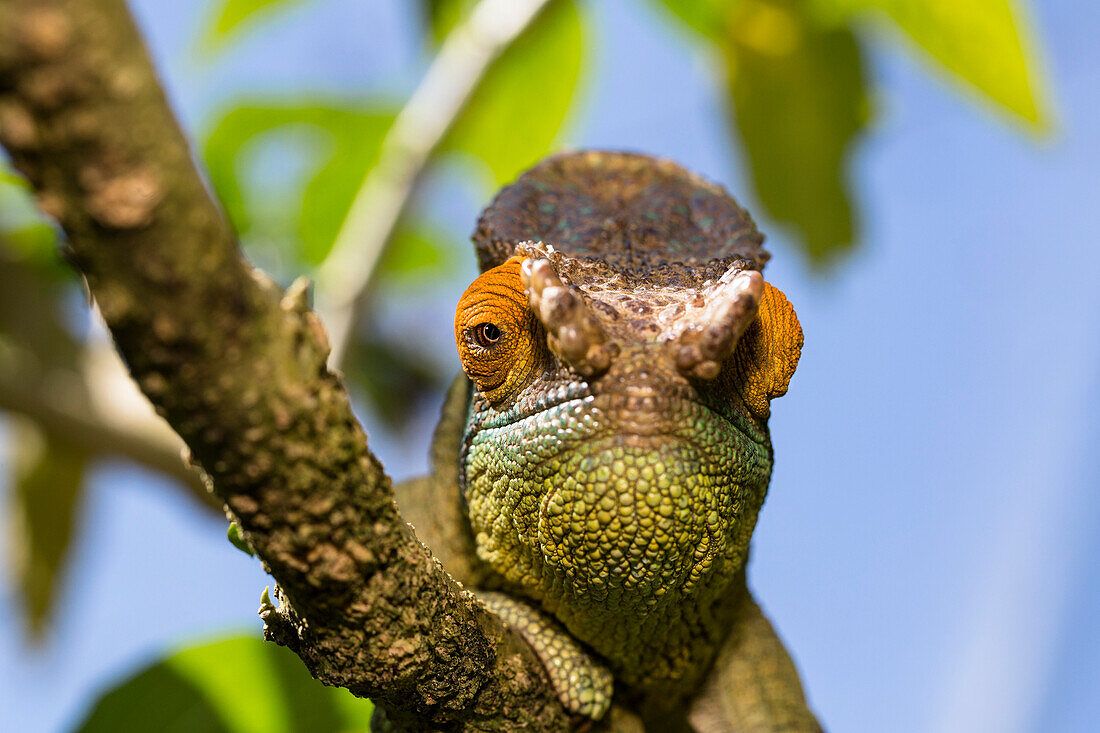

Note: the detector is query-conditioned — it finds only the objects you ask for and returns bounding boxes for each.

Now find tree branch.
[315,0,554,366]
[0,0,569,728]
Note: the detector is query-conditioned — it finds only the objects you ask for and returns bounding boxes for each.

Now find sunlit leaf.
[0,166,65,276]
[440,0,584,186]
[724,0,870,263]
[652,0,738,41]
[201,0,313,54]
[227,523,254,556]
[1,223,62,272]
[377,223,457,279]
[75,636,374,733]
[76,664,231,733]
[812,0,1047,127]
[0,166,25,186]
[202,102,396,266]
[421,0,468,43]
[8,422,87,639]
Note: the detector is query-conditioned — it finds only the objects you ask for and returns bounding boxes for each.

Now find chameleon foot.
[478,591,613,720]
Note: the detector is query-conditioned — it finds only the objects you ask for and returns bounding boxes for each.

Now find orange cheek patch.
[731,282,804,417]
[455,257,541,403]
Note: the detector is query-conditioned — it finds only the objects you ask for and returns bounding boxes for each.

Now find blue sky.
[2,0,1099,731]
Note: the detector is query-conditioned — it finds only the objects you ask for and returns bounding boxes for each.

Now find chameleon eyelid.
[455,256,541,402]
[466,322,504,351]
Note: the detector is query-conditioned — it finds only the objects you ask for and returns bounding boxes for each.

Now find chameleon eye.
[473,322,502,348]
[455,257,539,402]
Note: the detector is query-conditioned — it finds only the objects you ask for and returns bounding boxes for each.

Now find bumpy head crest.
[519,255,612,377]
[669,266,764,380]
[473,150,767,272]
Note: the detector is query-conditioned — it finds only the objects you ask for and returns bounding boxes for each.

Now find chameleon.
[392,151,820,731]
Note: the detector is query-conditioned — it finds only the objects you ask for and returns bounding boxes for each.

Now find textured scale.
[463,371,772,693]
[473,150,768,272]
[477,591,614,720]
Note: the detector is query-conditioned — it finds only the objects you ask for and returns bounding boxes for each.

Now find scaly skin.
[461,339,772,697]
[396,151,819,730]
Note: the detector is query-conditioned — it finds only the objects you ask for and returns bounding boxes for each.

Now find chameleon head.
[454,243,803,626]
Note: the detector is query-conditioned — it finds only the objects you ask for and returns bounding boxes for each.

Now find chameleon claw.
[478,591,613,720]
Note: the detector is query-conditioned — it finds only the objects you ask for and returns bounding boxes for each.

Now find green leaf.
[227,523,254,556]
[813,0,1047,127]
[440,0,585,186]
[75,663,233,733]
[201,0,313,54]
[0,165,64,275]
[1,223,63,274]
[0,249,83,376]
[377,224,457,279]
[0,167,25,186]
[74,636,374,733]
[202,101,396,266]
[724,0,870,263]
[8,422,87,639]
[651,0,739,41]
[421,0,469,43]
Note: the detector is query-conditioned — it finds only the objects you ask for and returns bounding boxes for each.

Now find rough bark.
[0,0,571,728]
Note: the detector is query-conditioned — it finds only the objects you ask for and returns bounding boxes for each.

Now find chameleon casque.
[393,151,819,731]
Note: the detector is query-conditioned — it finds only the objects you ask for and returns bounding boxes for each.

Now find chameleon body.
[394,151,819,731]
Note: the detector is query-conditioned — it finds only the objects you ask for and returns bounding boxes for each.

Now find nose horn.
[671,268,763,380]
[520,258,613,377]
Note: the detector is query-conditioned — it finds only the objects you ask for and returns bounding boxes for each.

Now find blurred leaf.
[421,0,468,43]
[201,0,313,54]
[2,223,62,272]
[377,224,457,279]
[875,0,1047,127]
[652,0,739,40]
[74,636,374,733]
[0,250,82,379]
[346,334,445,430]
[203,102,395,265]
[724,0,870,263]
[440,0,584,186]
[813,0,1047,127]
[0,166,66,278]
[75,663,232,733]
[8,422,88,639]
[343,223,453,428]
[0,167,25,185]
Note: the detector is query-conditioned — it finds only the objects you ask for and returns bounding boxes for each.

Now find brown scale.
[474,150,769,273]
